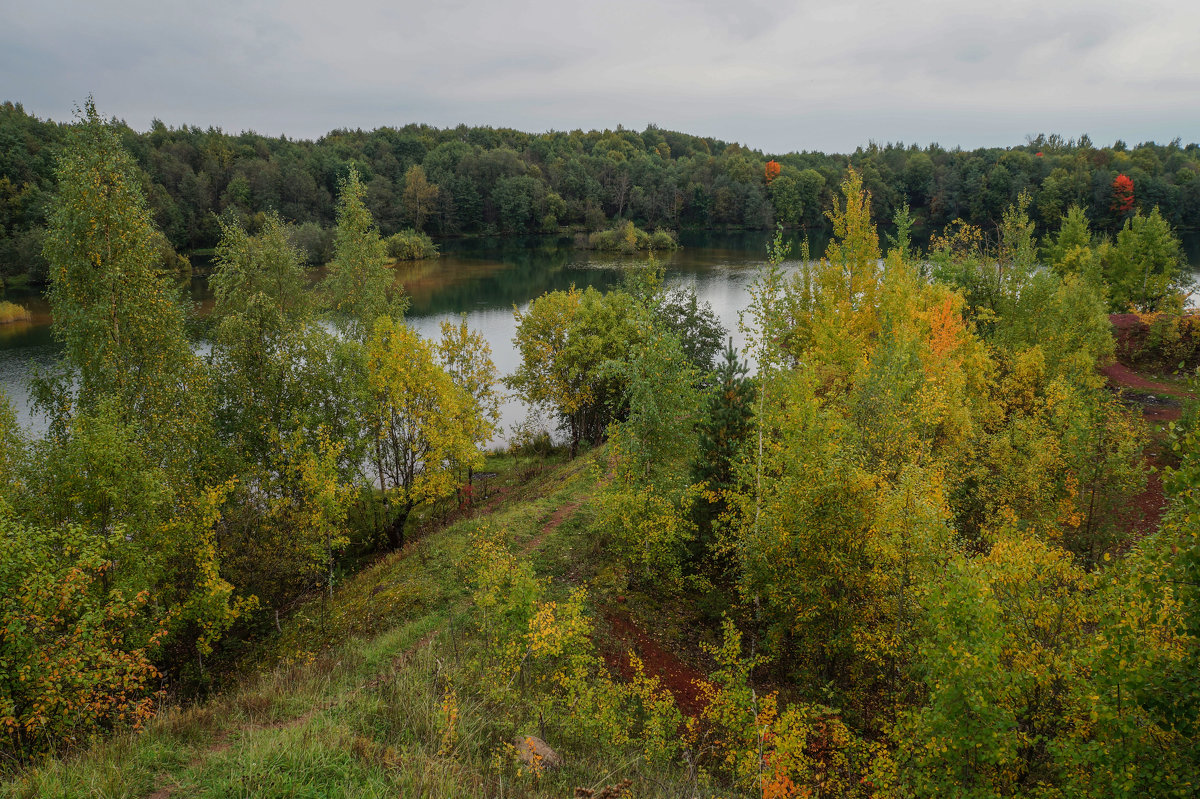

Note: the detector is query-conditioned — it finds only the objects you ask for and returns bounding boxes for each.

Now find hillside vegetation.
[2,102,1200,797]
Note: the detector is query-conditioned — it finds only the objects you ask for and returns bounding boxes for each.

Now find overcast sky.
[1,0,1197,154]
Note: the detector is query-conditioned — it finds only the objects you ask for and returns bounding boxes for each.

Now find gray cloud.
[1,0,1196,152]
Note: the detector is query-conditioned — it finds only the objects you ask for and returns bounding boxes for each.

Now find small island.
[577,221,680,253]
[386,228,440,261]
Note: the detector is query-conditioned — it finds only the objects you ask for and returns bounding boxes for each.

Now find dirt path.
[599,613,708,718]
[1102,361,1194,403]
[521,498,588,554]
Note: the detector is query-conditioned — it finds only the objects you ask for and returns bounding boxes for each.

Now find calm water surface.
[3,230,1199,443]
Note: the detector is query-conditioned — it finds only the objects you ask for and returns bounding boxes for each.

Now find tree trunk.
[386,502,413,551]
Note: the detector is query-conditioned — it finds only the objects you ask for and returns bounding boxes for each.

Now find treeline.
[3,99,1200,282]
[0,102,501,760]
[501,172,1199,793]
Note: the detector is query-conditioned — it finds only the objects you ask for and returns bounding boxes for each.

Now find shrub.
[286,221,334,265]
[386,229,439,261]
[0,517,164,760]
[1115,312,1200,372]
[583,221,679,253]
[0,301,31,324]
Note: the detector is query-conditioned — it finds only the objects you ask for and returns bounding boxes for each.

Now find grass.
[2,447,724,798]
[0,301,31,325]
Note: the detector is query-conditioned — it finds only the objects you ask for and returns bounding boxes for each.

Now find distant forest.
[2,100,1199,281]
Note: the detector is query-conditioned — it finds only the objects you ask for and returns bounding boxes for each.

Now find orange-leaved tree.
[1111,173,1135,215]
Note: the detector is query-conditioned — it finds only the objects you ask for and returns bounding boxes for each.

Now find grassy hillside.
[3,449,723,799]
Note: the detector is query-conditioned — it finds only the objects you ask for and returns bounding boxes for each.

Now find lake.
[2,230,1199,444]
[0,231,813,442]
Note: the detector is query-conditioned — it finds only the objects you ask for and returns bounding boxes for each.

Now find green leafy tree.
[436,316,501,475]
[209,212,324,463]
[1107,207,1185,311]
[691,340,755,557]
[323,167,406,341]
[507,286,643,455]
[654,286,725,372]
[208,212,358,605]
[40,98,208,475]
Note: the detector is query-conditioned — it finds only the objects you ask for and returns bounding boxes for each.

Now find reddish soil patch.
[1140,404,1183,424]
[1100,315,1179,542]
[600,613,708,718]
[1123,461,1170,540]
[1102,361,1193,400]
[418,483,512,535]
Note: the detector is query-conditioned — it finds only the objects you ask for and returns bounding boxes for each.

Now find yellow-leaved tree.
[436,316,501,484]
[366,316,484,549]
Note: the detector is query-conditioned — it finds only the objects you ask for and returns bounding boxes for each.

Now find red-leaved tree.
[1111,174,1135,215]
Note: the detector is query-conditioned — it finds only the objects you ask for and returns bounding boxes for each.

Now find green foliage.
[886,201,916,261]
[401,165,439,232]
[1108,207,1186,312]
[1044,205,1096,275]
[40,98,209,474]
[583,221,679,252]
[324,167,406,341]
[691,340,755,557]
[5,102,1200,283]
[0,513,162,760]
[285,220,333,265]
[893,536,1095,796]
[385,229,439,261]
[696,619,880,797]
[653,286,725,372]
[597,319,705,584]
[930,195,1115,387]
[1118,312,1200,373]
[466,525,685,770]
[436,316,501,461]
[209,212,324,463]
[6,110,1200,795]
[507,285,643,454]
[780,169,884,380]
[0,302,30,324]
[0,394,20,508]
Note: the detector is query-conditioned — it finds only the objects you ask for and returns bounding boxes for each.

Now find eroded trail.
[600,613,708,718]
[1101,317,1193,542]
[521,498,588,554]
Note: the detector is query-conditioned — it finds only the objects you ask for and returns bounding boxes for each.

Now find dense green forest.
[2,102,1200,797]
[2,100,1200,283]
